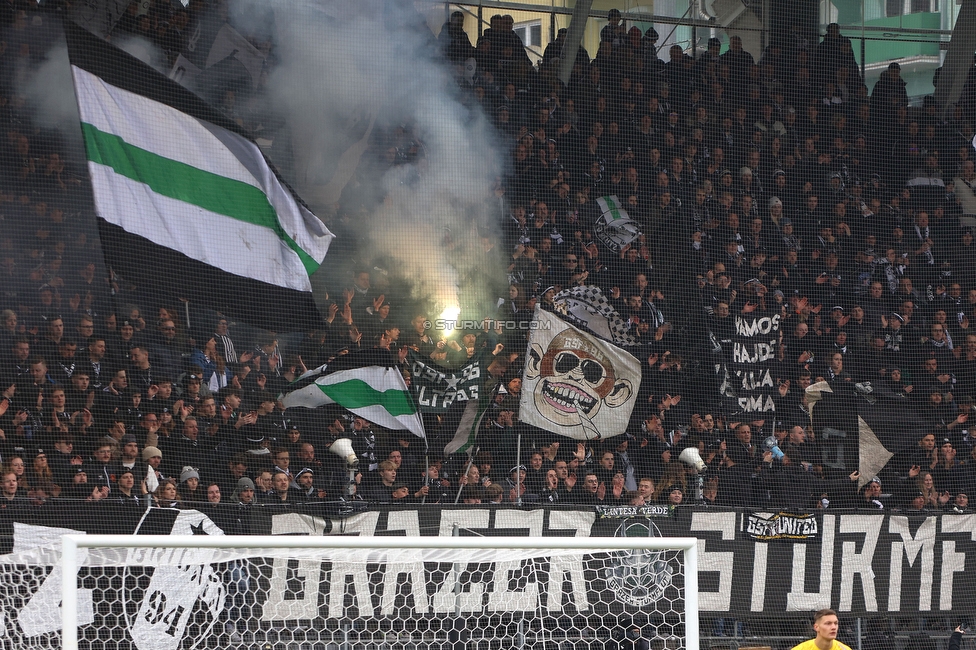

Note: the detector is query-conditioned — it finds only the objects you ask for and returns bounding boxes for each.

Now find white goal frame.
[61,534,699,650]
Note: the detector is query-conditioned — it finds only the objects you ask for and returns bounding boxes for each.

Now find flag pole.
[515,430,522,506]
[422,452,429,504]
[454,447,479,504]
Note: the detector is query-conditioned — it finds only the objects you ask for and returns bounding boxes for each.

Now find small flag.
[520,308,640,440]
[443,379,493,456]
[64,21,333,333]
[593,195,641,253]
[144,464,159,494]
[281,355,424,439]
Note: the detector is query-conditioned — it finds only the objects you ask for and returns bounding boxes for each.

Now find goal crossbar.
[61,534,699,650]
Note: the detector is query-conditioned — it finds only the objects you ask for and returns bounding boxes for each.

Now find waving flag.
[281,351,425,439]
[64,21,333,332]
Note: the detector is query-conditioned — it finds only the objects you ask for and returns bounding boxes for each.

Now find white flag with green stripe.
[73,65,330,288]
[594,194,641,253]
[281,366,425,439]
[65,22,333,332]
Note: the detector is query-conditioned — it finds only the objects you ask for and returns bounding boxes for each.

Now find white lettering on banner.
[940,540,964,612]
[751,543,768,612]
[328,560,375,618]
[745,513,818,540]
[413,384,478,408]
[27,507,976,634]
[380,510,428,615]
[732,341,777,364]
[488,510,544,612]
[547,510,596,612]
[432,509,489,613]
[737,394,777,412]
[735,315,781,337]
[839,515,882,611]
[333,510,381,536]
[689,511,736,611]
[130,563,224,650]
[128,512,225,650]
[262,513,327,621]
[387,509,422,536]
[938,514,976,610]
[410,357,480,410]
[888,516,937,611]
[18,564,95,636]
[787,515,834,611]
[739,369,774,391]
[380,550,430,615]
[11,524,94,635]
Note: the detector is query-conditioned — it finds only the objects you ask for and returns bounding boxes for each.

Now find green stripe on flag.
[602,196,624,221]
[317,379,417,416]
[80,122,319,276]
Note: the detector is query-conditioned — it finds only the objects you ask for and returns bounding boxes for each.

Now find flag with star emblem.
[405,350,485,415]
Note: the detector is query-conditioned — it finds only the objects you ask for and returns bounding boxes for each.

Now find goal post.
[62,533,699,650]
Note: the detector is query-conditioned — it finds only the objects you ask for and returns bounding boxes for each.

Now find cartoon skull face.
[526,330,633,427]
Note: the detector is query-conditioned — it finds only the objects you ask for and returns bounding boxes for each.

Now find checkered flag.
[553,285,637,346]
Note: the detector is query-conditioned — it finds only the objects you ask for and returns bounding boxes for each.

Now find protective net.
[51,534,691,650]
[1,0,975,647]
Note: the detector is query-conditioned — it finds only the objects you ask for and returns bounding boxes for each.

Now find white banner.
[521,308,640,440]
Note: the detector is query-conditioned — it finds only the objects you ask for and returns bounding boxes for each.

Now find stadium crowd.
[2,0,976,520]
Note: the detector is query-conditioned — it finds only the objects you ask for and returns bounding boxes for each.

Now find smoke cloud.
[20,45,79,131]
[19,34,168,151]
[244,0,505,317]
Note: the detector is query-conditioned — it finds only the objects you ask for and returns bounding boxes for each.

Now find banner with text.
[730,311,781,415]
[2,504,976,641]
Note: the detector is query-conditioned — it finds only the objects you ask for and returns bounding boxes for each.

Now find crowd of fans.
[1,0,976,521]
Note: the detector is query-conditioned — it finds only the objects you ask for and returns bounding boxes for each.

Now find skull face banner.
[521,308,641,440]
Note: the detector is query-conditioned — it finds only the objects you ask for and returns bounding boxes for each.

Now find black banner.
[3,505,976,621]
[731,312,781,415]
[406,350,484,413]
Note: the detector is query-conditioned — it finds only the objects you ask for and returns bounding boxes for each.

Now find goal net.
[57,534,698,650]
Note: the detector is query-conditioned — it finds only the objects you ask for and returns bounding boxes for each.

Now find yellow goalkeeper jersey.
[792,640,853,650]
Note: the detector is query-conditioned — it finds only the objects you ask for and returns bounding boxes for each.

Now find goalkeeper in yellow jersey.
[791,609,852,650]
